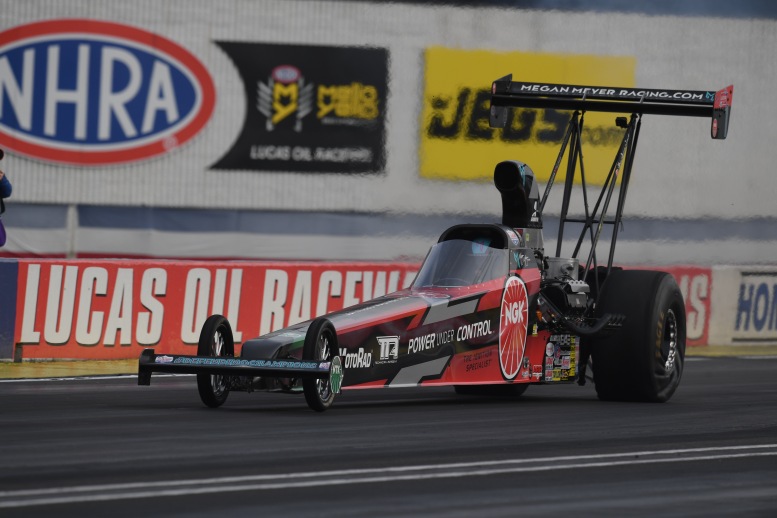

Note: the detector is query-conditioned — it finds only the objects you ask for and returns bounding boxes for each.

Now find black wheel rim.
[657,308,681,378]
[210,327,229,397]
[315,331,333,402]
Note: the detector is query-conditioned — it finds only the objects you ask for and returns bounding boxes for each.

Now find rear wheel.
[302,318,338,412]
[591,270,686,402]
[196,315,234,408]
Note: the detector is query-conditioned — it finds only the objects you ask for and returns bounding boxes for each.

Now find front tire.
[302,318,338,412]
[591,270,686,402]
[196,315,235,408]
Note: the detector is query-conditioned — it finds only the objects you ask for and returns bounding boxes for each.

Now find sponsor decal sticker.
[339,347,372,369]
[456,320,492,342]
[329,355,343,394]
[505,229,521,246]
[463,348,492,373]
[499,276,529,381]
[0,19,215,165]
[155,355,174,364]
[543,334,578,380]
[408,333,435,354]
[377,335,399,364]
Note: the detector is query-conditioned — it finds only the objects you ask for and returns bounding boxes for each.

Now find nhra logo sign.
[0,19,215,165]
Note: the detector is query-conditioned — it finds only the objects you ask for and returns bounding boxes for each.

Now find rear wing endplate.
[490,74,733,139]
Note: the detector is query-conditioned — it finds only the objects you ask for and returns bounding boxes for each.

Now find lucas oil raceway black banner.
[211,42,388,173]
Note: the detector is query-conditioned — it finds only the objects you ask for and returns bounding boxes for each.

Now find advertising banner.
[0,19,215,166]
[211,42,388,173]
[420,47,635,183]
[2,259,718,361]
[731,271,777,343]
[12,260,418,360]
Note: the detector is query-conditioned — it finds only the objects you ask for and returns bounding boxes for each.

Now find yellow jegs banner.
[420,48,636,184]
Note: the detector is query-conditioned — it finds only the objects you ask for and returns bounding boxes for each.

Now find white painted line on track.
[1,444,776,509]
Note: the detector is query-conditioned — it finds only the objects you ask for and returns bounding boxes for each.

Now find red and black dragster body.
[240,221,554,390]
[139,75,732,410]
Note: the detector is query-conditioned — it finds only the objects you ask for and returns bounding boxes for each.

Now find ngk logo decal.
[498,276,529,381]
[504,300,525,326]
[0,19,215,165]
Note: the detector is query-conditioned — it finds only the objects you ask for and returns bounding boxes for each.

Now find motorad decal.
[339,347,372,368]
[211,42,387,173]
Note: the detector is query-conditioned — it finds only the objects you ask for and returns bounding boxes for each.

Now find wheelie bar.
[137,348,343,391]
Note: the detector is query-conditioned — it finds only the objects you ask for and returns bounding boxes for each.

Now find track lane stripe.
[2,444,776,508]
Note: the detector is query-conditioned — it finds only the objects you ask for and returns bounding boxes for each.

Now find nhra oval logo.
[0,19,215,165]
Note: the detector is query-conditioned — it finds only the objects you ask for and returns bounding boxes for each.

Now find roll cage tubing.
[489,74,733,300]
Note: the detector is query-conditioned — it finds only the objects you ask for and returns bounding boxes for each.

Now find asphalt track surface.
[2,356,776,517]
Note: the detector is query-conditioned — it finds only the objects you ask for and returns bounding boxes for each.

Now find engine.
[536,258,592,332]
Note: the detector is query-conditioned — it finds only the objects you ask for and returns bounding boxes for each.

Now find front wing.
[138,348,342,388]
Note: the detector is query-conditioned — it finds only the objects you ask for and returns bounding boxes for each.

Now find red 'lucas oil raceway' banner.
[0,260,418,360]
[0,259,714,360]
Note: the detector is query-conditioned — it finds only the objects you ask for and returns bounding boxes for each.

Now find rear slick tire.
[591,270,686,403]
[302,318,338,412]
[196,314,235,408]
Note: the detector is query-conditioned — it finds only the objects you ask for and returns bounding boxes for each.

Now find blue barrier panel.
[0,259,18,359]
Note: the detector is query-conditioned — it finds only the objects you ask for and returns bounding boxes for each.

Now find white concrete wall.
[709,266,777,345]
[1,0,772,222]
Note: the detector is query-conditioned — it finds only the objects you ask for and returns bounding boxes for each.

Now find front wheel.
[302,318,338,412]
[591,270,686,402]
[196,315,235,408]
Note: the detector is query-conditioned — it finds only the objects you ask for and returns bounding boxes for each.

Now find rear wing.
[490,74,733,139]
